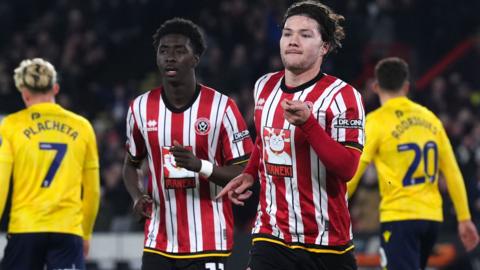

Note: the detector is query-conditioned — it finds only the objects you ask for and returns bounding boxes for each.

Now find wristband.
[199,159,214,178]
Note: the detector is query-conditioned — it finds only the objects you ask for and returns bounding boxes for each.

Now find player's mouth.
[165,67,178,77]
[285,50,302,54]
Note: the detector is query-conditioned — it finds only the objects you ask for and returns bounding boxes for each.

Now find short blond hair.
[13,58,57,93]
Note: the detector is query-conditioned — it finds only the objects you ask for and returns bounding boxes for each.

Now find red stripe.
[325,87,352,245]
[271,91,293,242]
[255,72,284,235]
[326,178,350,245]
[341,86,361,143]
[295,79,328,243]
[170,111,191,253]
[144,89,167,251]
[196,88,216,251]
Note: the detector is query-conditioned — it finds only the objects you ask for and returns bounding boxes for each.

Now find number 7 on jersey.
[39,142,67,187]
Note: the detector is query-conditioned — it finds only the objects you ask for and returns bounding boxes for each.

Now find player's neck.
[379,92,405,105]
[25,96,56,107]
[284,65,321,87]
[163,77,197,109]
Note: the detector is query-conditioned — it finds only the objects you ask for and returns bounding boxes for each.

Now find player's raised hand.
[281,99,311,125]
[216,173,254,206]
[458,220,480,252]
[133,194,152,219]
[170,140,201,172]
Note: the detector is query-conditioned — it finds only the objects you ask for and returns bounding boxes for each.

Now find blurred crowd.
[0,0,479,238]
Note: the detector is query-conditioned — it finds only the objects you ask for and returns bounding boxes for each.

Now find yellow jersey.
[348,97,470,223]
[0,103,100,239]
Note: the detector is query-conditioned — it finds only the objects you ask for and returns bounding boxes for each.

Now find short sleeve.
[328,85,365,151]
[219,98,253,165]
[83,121,99,170]
[126,103,146,163]
[0,118,13,164]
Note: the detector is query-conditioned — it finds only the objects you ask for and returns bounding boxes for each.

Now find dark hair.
[152,18,206,56]
[375,57,410,92]
[282,1,345,53]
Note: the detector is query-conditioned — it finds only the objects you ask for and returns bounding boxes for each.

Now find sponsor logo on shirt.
[146,120,158,132]
[334,118,363,129]
[263,127,293,177]
[162,146,196,189]
[195,118,211,135]
[232,130,250,143]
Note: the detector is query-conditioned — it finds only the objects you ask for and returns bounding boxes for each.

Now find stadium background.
[0,0,479,269]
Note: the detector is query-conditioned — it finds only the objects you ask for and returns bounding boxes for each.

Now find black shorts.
[248,241,357,270]
[142,251,227,270]
[380,220,440,270]
[1,232,84,270]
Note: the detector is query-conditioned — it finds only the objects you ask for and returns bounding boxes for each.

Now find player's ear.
[403,81,410,95]
[372,80,380,94]
[20,88,31,106]
[52,83,60,96]
[192,55,200,68]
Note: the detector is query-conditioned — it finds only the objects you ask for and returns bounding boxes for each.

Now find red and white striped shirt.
[126,84,252,257]
[251,71,365,251]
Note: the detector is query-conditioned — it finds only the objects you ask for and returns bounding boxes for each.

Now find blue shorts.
[1,232,84,270]
[380,220,440,270]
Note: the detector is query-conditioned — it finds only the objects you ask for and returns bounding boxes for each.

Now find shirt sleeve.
[438,123,471,221]
[0,119,13,164]
[83,121,99,169]
[327,85,365,151]
[126,103,146,165]
[0,119,13,220]
[347,113,381,196]
[219,98,253,165]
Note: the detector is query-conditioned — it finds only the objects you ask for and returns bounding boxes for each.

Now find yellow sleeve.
[0,121,13,220]
[347,114,380,197]
[347,160,369,198]
[82,122,100,240]
[438,125,471,221]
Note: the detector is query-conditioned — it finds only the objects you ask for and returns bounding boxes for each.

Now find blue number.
[423,141,438,183]
[39,143,67,187]
[397,141,438,187]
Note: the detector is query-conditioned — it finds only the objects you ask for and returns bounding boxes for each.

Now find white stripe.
[190,97,204,251]
[285,90,309,243]
[353,89,365,145]
[223,106,245,157]
[261,81,283,239]
[332,94,347,142]
[208,92,229,250]
[254,73,275,102]
[133,93,160,249]
[184,106,197,253]
[162,108,178,253]
[126,107,137,156]
[312,79,344,113]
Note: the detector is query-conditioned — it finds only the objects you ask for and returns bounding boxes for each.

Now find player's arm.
[171,143,249,187]
[172,98,254,187]
[347,114,379,197]
[0,162,12,220]
[347,160,369,198]
[0,122,13,221]
[81,124,101,242]
[282,95,364,181]
[81,167,100,240]
[438,125,479,251]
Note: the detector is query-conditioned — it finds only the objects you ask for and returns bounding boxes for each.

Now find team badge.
[194,118,211,135]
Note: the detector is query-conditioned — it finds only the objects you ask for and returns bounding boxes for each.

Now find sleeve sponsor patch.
[334,118,363,129]
[232,130,250,143]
